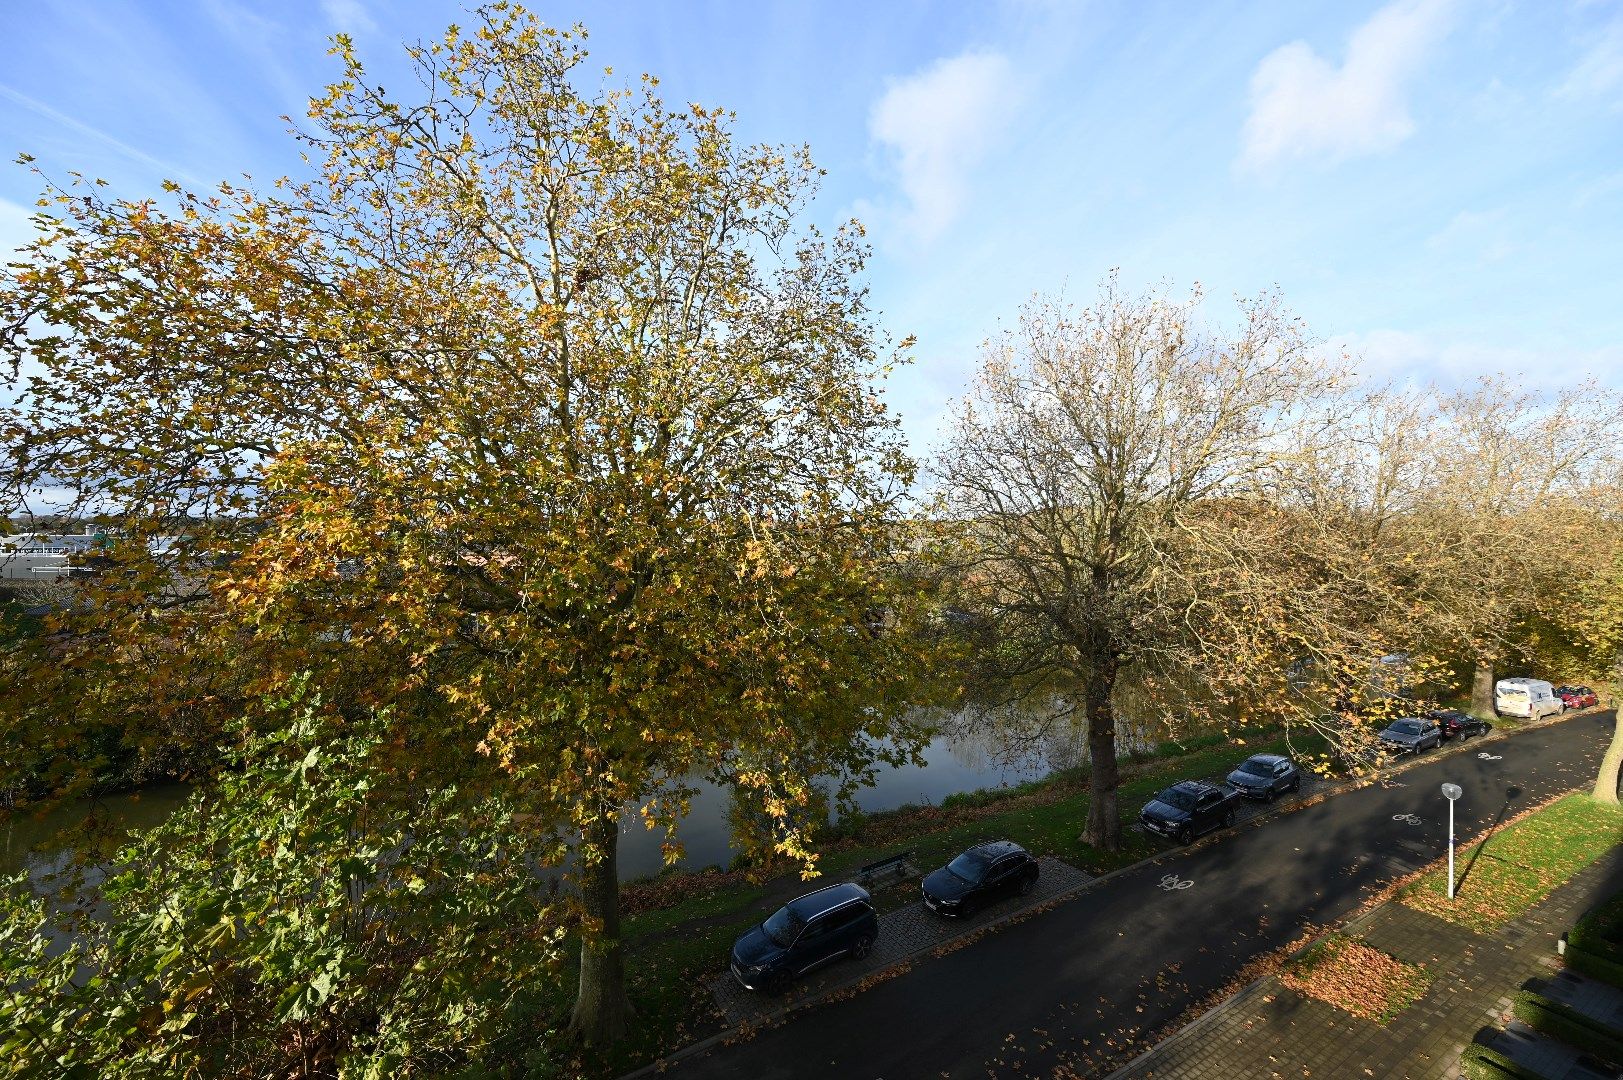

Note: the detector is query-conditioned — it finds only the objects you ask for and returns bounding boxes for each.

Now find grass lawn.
[1402,794,1623,933]
[1279,931,1432,1022]
[557,725,1330,1077]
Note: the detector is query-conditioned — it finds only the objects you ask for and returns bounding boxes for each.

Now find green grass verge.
[1402,794,1623,933]
[553,725,1328,1077]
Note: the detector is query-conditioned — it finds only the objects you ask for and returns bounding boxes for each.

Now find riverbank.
[563,723,1329,1079]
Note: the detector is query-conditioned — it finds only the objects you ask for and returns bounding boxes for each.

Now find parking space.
[1129,772,1330,839]
[706,855,1094,1025]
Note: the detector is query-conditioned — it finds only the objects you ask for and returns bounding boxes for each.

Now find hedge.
[1459,1043,1548,1080]
[1569,924,1623,964]
[1565,942,1623,989]
[1510,991,1623,1067]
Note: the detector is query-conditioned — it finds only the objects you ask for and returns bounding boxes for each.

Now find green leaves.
[0,681,567,1077]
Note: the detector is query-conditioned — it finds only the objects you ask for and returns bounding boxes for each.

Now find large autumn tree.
[934,281,1357,850]
[0,5,930,1044]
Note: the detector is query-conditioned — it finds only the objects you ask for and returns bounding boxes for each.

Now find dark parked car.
[730,882,878,994]
[1427,708,1490,740]
[1140,780,1240,844]
[1377,716,1442,754]
[1557,685,1599,710]
[921,839,1039,917]
[1225,753,1302,801]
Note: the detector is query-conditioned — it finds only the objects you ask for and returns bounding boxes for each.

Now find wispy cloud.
[0,83,207,187]
[1336,327,1623,388]
[867,51,1021,244]
[1556,18,1623,103]
[1425,207,1515,263]
[319,0,377,34]
[1239,0,1456,174]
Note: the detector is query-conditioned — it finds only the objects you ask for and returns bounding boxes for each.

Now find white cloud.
[1335,328,1623,388]
[1556,19,1623,103]
[1239,0,1456,173]
[1425,208,1515,263]
[0,83,207,187]
[320,0,377,34]
[867,51,1020,243]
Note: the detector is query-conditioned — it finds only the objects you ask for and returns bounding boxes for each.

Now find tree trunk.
[569,814,633,1044]
[1592,715,1623,806]
[1081,662,1121,851]
[1471,660,1495,718]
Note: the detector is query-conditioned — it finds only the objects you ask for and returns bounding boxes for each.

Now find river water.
[2,708,1155,884]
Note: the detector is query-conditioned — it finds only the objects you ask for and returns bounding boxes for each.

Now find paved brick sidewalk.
[707,855,1092,1025]
[1105,845,1623,1080]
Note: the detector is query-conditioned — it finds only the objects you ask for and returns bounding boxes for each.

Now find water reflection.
[4,701,1209,885]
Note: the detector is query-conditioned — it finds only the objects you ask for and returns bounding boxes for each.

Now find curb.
[618,705,1613,1079]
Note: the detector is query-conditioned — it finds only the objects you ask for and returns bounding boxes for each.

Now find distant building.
[0,534,103,581]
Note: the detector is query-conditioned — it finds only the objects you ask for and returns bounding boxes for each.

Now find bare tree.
[1425,378,1623,714]
[933,278,1346,850]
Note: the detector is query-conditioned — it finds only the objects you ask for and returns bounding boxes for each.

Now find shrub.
[1510,991,1623,1066]
[0,678,568,1078]
[1460,1043,1548,1080]
[1565,943,1623,989]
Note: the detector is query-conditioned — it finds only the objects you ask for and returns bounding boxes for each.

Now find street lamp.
[1441,782,1463,899]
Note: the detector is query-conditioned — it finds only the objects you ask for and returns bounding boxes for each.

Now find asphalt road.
[660,709,1619,1080]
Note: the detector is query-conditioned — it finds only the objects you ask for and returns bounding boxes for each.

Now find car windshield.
[761,905,805,947]
[1157,786,1198,811]
[947,851,991,883]
[1391,720,1423,735]
[1237,759,1275,778]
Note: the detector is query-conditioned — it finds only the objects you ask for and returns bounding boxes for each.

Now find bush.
[1569,924,1623,965]
[1565,943,1623,989]
[1459,1043,1548,1080]
[0,678,568,1078]
[1510,991,1623,1066]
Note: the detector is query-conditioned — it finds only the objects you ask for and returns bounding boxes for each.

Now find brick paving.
[706,855,1093,1025]
[1105,846,1623,1080]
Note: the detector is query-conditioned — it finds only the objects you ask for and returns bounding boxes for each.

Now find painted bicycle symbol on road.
[1392,813,1423,825]
[1158,873,1194,891]
[1478,752,1503,761]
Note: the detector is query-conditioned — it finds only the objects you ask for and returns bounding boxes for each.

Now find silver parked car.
[1378,716,1442,754]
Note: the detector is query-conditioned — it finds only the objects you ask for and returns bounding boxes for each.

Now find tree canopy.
[1,3,933,1045]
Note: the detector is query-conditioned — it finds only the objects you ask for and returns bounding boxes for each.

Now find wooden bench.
[851,849,918,891]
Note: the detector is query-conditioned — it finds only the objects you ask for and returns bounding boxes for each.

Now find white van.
[1494,678,1563,719]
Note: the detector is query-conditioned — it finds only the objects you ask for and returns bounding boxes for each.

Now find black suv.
[1428,708,1490,741]
[1140,780,1239,844]
[730,882,878,994]
[920,839,1040,917]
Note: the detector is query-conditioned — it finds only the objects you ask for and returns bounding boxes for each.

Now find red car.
[1556,685,1599,710]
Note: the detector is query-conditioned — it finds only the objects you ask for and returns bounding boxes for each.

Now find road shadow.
[1453,784,1523,897]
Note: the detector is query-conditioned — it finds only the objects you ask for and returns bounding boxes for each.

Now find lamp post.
[1442,783,1463,899]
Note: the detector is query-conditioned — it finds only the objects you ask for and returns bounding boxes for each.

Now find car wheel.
[1222,808,1236,829]
[850,935,874,960]
[1290,776,1301,793]
[1018,872,1036,896]
[766,972,792,996]
[1266,786,1278,803]
[1176,825,1192,845]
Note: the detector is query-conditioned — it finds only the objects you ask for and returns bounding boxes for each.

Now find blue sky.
[3,0,1622,453]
